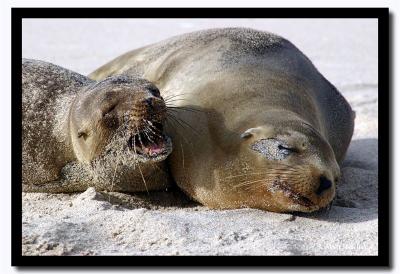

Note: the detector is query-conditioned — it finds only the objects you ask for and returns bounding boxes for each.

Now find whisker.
[165,119,196,158]
[164,98,191,104]
[180,141,185,169]
[146,121,164,138]
[146,126,163,139]
[163,93,191,101]
[222,166,304,180]
[148,161,169,177]
[109,161,120,201]
[166,106,205,113]
[135,124,145,149]
[132,126,138,165]
[166,113,201,137]
[223,172,271,180]
[143,128,156,144]
[233,178,269,189]
[137,163,149,194]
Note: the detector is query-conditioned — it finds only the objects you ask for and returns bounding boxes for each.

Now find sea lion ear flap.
[77,128,88,140]
[240,127,261,139]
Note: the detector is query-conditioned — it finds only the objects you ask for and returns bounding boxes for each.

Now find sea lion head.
[236,113,340,213]
[69,75,172,167]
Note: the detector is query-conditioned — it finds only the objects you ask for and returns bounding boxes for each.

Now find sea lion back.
[22,59,93,184]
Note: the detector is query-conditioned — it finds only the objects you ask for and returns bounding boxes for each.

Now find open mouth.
[127,122,172,159]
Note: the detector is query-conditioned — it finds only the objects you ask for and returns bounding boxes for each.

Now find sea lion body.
[22,59,172,193]
[90,28,354,212]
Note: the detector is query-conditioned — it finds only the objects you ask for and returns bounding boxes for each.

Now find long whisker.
[146,121,164,138]
[180,141,185,169]
[135,124,145,149]
[165,119,196,158]
[137,163,149,194]
[222,169,300,180]
[166,115,194,138]
[233,178,270,189]
[109,161,120,201]
[166,113,201,137]
[164,98,192,104]
[145,126,162,139]
[148,161,169,177]
[163,93,191,101]
[166,106,205,113]
[132,126,138,166]
[143,128,156,144]
[166,114,187,131]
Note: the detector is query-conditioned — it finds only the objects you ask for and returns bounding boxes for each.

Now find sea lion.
[89,28,355,212]
[22,58,172,193]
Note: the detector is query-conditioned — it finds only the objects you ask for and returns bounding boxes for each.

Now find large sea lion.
[22,59,172,193]
[89,28,355,212]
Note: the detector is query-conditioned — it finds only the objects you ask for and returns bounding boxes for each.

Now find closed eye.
[149,87,160,97]
[251,139,298,160]
[102,104,117,117]
[77,130,89,140]
[278,144,298,153]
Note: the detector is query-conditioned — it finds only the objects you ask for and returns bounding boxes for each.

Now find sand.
[21,19,378,256]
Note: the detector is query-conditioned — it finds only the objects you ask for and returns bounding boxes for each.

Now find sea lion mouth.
[271,181,316,210]
[127,122,172,161]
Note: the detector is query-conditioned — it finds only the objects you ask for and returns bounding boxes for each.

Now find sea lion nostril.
[144,98,154,107]
[316,176,332,195]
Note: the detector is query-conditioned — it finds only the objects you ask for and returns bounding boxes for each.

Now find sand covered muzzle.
[105,119,173,164]
[89,118,172,187]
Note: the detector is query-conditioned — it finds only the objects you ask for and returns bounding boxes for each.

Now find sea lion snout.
[236,122,340,212]
[125,96,166,131]
[143,96,167,120]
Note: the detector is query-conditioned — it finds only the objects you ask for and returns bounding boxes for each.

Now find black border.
[12,8,390,267]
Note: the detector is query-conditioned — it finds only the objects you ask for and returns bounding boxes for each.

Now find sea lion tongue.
[144,142,164,156]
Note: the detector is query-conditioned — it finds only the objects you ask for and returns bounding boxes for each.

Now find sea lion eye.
[149,87,160,97]
[278,144,298,154]
[102,104,117,117]
[251,139,296,160]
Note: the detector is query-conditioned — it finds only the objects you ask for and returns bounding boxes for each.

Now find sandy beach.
[21,19,378,256]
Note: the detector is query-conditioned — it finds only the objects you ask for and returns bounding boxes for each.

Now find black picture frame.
[11,7,390,267]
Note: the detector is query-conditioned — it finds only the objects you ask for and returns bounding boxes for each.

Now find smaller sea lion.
[22,59,172,193]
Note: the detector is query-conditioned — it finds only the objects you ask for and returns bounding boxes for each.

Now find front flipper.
[22,162,94,193]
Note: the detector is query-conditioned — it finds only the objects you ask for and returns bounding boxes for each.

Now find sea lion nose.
[143,97,166,115]
[144,97,155,107]
[316,176,332,195]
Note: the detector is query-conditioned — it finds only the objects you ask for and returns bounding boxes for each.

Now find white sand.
[21,19,378,256]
